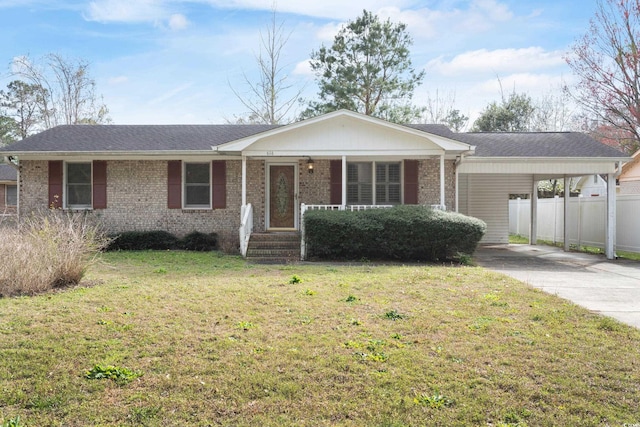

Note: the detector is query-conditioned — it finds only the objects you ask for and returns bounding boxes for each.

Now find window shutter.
[212,160,226,209]
[167,160,182,209]
[48,160,63,209]
[404,160,419,205]
[330,160,342,205]
[92,160,107,209]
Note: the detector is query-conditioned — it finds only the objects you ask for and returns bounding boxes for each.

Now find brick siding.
[18,157,457,252]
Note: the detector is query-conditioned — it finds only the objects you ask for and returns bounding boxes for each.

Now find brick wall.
[18,157,457,250]
[417,158,456,209]
[19,160,244,249]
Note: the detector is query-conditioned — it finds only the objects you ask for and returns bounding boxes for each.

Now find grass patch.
[1,251,639,426]
[509,234,640,261]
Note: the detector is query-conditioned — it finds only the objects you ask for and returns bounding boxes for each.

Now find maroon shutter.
[167,160,182,209]
[404,160,419,205]
[48,160,63,209]
[92,160,107,209]
[330,160,342,205]
[212,160,226,209]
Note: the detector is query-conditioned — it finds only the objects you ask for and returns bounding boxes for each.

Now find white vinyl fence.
[509,194,640,253]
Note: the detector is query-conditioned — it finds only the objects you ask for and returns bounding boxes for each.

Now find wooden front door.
[269,165,296,229]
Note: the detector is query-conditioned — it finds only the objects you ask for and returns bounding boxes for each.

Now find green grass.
[1,251,640,426]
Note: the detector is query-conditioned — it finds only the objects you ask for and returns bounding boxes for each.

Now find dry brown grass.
[0,211,107,297]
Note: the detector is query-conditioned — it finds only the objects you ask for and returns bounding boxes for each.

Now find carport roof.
[457,131,628,158]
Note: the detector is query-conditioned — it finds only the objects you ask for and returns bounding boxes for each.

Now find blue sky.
[0,0,598,125]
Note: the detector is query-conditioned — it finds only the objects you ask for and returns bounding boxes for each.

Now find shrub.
[304,206,486,262]
[106,230,179,251]
[178,231,218,251]
[106,230,219,251]
[0,211,107,297]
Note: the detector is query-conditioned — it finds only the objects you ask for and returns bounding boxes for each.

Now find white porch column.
[440,154,445,208]
[564,176,570,252]
[455,163,459,212]
[605,173,616,259]
[530,179,538,245]
[241,156,247,207]
[341,155,347,207]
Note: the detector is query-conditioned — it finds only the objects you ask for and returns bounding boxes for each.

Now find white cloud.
[168,13,189,30]
[427,47,566,76]
[292,59,312,77]
[85,0,165,23]
[148,82,194,105]
[108,75,129,84]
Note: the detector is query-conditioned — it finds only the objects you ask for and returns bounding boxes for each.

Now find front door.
[268,164,296,229]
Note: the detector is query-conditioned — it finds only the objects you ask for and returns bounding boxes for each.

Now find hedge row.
[106,230,218,251]
[303,206,486,261]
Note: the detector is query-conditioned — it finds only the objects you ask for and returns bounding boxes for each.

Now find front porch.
[237,155,457,259]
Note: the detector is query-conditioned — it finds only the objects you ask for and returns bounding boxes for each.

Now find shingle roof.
[0,124,280,152]
[458,132,629,158]
[0,122,629,159]
[0,164,17,181]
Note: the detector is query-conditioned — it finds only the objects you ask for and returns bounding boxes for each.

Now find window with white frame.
[347,161,401,205]
[6,184,17,206]
[66,162,92,208]
[184,162,211,208]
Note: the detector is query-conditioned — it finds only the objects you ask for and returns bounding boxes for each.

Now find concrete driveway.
[474,244,640,329]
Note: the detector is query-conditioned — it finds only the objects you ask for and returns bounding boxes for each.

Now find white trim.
[64,161,93,210]
[265,162,299,230]
[215,109,473,153]
[183,161,212,210]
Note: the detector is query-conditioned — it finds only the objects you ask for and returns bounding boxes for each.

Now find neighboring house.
[618,148,640,194]
[0,110,629,259]
[574,174,608,197]
[0,163,18,214]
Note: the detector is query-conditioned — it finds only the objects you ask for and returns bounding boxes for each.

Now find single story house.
[0,110,629,259]
[0,163,18,215]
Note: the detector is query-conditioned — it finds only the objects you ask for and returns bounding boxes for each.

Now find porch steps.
[246,232,301,263]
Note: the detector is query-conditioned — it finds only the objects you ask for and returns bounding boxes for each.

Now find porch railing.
[239,203,253,257]
[299,204,395,260]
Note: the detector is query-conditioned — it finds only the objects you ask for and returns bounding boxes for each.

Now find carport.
[455,132,629,259]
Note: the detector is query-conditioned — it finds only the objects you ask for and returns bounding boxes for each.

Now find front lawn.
[1,251,639,426]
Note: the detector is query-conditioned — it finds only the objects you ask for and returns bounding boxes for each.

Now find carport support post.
[605,173,616,260]
[530,180,538,245]
[564,176,570,252]
[440,154,445,208]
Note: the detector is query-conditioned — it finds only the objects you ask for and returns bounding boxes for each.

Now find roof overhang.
[4,151,239,161]
[458,156,630,176]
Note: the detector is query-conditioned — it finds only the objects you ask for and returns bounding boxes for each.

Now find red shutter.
[92,160,107,209]
[167,160,182,209]
[48,160,63,209]
[404,160,419,205]
[330,160,342,205]
[212,160,226,209]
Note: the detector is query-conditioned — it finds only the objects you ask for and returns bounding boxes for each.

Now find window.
[184,163,210,208]
[376,163,401,204]
[347,163,372,204]
[346,161,401,205]
[66,162,92,208]
[6,185,17,206]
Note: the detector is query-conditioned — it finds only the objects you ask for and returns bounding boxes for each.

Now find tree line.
[3,1,639,155]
